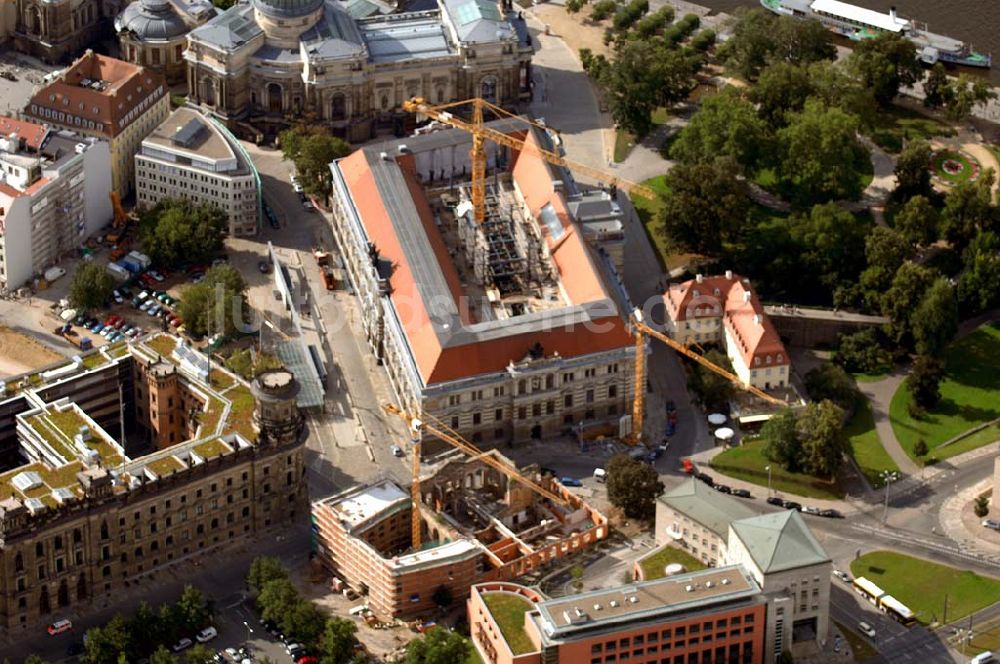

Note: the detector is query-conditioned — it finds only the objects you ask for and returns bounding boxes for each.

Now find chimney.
[889,5,897,22]
[753,314,762,325]
[695,274,703,284]
[725,270,733,280]
[743,291,751,303]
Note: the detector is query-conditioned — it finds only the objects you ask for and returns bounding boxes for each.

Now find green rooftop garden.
[638,545,706,580]
[80,352,110,370]
[145,335,177,359]
[146,456,184,477]
[225,386,256,441]
[199,396,226,436]
[482,593,536,655]
[26,414,77,462]
[108,343,132,359]
[210,369,236,391]
[44,408,123,468]
[194,438,232,459]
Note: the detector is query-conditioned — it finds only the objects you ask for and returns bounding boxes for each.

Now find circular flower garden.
[931,150,981,186]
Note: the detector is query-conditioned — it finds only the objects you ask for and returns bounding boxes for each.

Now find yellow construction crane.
[628,309,786,445]
[401,97,657,225]
[109,191,127,229]
[382,403,569,550]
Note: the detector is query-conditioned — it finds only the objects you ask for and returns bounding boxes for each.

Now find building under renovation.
[329,120,635,446]
[312,449,608,618]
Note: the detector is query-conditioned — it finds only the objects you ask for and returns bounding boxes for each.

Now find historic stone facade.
[115,0,216,84]
[184,0,533,141]
[12,0,100,63]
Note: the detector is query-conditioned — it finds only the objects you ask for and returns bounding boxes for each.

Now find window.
[564,395,573,408]
[472,413,481,425]
[495,409,503,421]
[608,385,617,398]
[451,416,459,429]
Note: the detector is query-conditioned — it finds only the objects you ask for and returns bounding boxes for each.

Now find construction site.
[311,444,608,620]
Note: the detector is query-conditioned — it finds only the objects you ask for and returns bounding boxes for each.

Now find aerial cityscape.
[0,0,999,661]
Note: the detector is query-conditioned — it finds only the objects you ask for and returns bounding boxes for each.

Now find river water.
[696,0,1000,82]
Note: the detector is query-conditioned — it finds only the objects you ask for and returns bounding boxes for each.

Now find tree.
[588,0,615,21]
[69,262,114,311]
[24,657,49,664]
[804,363,859,410]
[320,617,358,664]
[660,158,749,255]
[138,198,227,269]
[881,262,937,348]
[258,578,301,626]
[806,60,878,127]
[762,409,801,472]
[912,277,958,357]
[687,349,736,411]
[923,63,953,109]
[975,495,990,518]
[894,195,939,248]
[82,615,131,664]
[913,439,929,457]
[175,585,212,634]
[941,170,996,250]
[834,329,889,375]
[796,400,846,478]
[945,74,996,122]
[719,8,833,81]
[432,585,453,608]
[279,126,351,202]
[404,628,472,664]
[748,62,814,126]
[770,13,835,65]
[128,601,166,658]
[248,556,289,595]
[790,203,868,292]
[283,599,329,645]
[859,226,912,307]
[177,264,248,338]
[958,231,1000,315]
[849,32,921,107]
[605,453,664,521]
[185,645,215,664]
[148,645,177,664]
[777,99,868,205]
[907,354,944,409]
[670,90,770,169]
[564,0,584,13]
[893,139,933,199]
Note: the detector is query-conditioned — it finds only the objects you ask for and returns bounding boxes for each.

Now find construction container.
[127,250,151,269]
[44,267,66,283]
[106,262,130,281]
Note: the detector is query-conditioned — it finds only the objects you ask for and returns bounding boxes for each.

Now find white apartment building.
[135,107,260,236]
[0,117,112,289]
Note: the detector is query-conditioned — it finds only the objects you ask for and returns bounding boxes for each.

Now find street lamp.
[243,620,253,644]
[880,470,899,524]
[765,465,772,496]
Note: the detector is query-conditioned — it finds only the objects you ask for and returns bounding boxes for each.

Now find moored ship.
[761,0,991,68]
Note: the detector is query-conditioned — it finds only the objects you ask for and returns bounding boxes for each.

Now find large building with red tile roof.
[663,273,790,391]
[24,50,169,197]
[0,117,112,289]
[329,122,636,445]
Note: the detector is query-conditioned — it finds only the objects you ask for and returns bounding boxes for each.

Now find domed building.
[116,0,216,84]
[184,0,533,141]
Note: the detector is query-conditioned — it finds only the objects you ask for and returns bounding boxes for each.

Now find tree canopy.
[687,349,737,411]
[670,89,769,169]
[911,277,958,357]
[894,195,939,248]
[320,617,359,664]
[605,453,664,520]
[404,628,473,664]
[881,262,937,348]
[893,139,933,200]
[69,262,114,311]
[848,32,922,107]
[279,125,352,201]
[177,264,248,338]
[940,170,996,250]
[907,354,945,410]
[660,158,749,255]
[138,198,227,268]
[804,362,860,410]
[958,231,1000,315]
[763,401,845,478]
[719,8,834,80]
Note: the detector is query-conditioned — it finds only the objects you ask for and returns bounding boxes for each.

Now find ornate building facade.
[115,0,216,84]
[184,0,533,141]
[12,0,100,63]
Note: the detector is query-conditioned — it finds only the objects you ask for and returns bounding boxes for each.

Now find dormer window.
[766,355,772,364]
[754,357,760,366]
[777,354,783,363]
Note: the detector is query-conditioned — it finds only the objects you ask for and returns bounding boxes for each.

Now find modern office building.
[651,479,832,662]
[469,566,768,664]
[0,116,112,290]
[184,0,533,140]
[328,122,636,446]
[312,450,608,619]
[136,106,260,236]
[115,0,217,84]
[0,335,308,632]
[25,51,169,197]
[663,273,790,391]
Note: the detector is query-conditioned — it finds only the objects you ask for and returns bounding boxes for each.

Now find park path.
[856,370,921,477]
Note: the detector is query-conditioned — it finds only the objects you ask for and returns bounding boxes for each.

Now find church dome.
[115,0,189,41]
[253,0,324,18]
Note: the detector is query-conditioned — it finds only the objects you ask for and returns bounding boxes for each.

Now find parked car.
[112,290,124,304]
[819,509,843,519]
[390,445,404,457]
[983,519,1000,531]
[857,621,876,639]
[833,570,851,583]
[695,472,714,487]
[148,270,165,282]
[714,484,732,494]
[766,496,784,507]
[195,626,218,643]
[47,619,72,635]
[560,477,583,487]
[302,199,316,212]
[258,260,272,274]
[782,500,802,511]
[802,506,821,515]
[171,638,193,653]
[731,489,752,498]
[286,642,304,655]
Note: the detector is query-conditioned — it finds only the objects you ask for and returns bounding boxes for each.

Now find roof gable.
[659,477,756,538]
[729,511,830,573]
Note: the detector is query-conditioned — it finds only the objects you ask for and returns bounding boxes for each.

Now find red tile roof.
[0,117,49,152]
[26,51,165,139]
[665,274,788,368]
[339,131,631,386]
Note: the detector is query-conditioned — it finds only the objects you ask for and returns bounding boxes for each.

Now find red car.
[296,657,318,664]
[682,459,695,475]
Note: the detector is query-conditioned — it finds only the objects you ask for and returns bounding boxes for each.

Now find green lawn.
[852,371,890,383]
[709,439,844,500]
[482,594,536,655]
[966,614,1000,656]
[633,175,698,272]
[639,545,707,580]
[933,150,979,183]
[614,107,671,163]
[835,621,879,661]
[867,105,956,154]
[890,322,1000,461]
[846,401,900,488]
[850,551,1000,624]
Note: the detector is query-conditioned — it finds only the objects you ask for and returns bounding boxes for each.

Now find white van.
[593,468,606,483]
[971,652,997,664]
